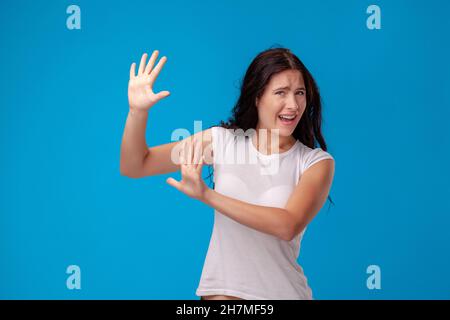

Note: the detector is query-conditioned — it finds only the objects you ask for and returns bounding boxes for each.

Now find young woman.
[120,48,335,300]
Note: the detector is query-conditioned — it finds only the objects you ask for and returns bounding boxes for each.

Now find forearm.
[120,109,150,176]
[201,189,293,241]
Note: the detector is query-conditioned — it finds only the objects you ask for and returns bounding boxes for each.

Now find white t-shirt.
[195,126,334,300]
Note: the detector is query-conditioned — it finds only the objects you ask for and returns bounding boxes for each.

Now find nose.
[286,94,299,111]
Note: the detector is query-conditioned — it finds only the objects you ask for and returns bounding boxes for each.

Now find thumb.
[155,90,170,101]
[166,177,181,191]
[196,154,204,172]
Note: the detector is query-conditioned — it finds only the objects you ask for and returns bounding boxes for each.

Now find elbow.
[282,229,299,242]
[281,230,295,242]
[281,220,303,242]
[278,224,294,242]
[120,162,142,179]
[120,150,148,178]
[120,170,142,179]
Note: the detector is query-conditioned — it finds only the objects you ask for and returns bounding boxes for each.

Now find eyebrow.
[272,86,306,91]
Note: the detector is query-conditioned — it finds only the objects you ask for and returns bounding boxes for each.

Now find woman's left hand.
[166,137,209,201]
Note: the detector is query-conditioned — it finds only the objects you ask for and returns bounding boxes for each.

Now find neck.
[252,126,296,155]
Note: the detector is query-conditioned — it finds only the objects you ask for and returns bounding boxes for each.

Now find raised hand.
[128,50,170,112]
[166,137,209,201]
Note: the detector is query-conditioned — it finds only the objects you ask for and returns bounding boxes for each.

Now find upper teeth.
[279,115,295,120]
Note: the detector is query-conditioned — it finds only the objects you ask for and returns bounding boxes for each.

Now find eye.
[275,91,285,96]
[296,91,305,96]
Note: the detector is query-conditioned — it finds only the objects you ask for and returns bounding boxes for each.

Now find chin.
[277,125,297,136]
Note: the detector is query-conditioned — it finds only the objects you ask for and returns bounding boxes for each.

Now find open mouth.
[278,114,297,125]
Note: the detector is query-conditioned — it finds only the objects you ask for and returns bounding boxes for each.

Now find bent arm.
[120,50,170,178]
[199,158,335,241]
[120,109,150,177]
[201,189,292,241]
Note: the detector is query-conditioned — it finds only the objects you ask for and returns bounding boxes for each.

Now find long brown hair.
[207,46,334,207]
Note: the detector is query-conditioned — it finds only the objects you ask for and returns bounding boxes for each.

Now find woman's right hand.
[128,50,170,112]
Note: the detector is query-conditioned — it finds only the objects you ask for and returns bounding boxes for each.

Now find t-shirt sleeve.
[301,147,334,175]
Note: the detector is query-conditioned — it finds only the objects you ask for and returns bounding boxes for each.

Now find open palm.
[128,50,170,111]
[166,137,209,201]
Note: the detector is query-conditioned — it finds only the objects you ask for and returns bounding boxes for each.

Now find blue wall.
[1,0,449,299]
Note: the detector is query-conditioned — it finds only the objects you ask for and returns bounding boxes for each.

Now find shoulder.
[211,126,236,137]
[211,126,242,146]
[297,141,335,175]
[209,126,235,163]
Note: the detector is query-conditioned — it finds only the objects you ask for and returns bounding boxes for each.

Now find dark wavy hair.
[205,46,334,208]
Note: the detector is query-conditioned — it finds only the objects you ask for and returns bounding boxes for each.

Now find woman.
[120,47,335,300]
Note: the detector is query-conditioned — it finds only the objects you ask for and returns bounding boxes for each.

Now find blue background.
[1,0,449,299]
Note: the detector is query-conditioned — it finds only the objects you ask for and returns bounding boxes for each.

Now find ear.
[255,96,259,108]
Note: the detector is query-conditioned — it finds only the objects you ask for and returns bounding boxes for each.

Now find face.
[255,69,306,138]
